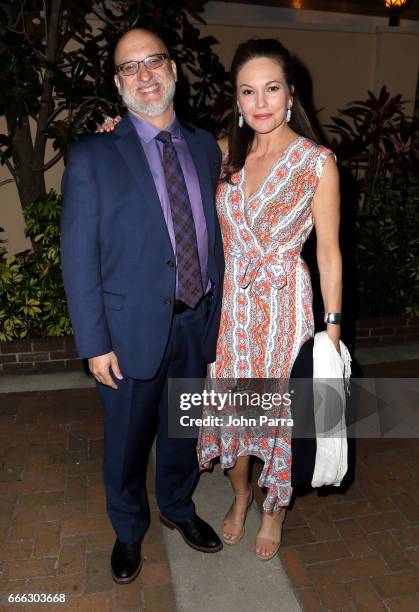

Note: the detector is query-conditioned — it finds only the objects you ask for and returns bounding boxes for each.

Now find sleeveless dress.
[197,136,333,511]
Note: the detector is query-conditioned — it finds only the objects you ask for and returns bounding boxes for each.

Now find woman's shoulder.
[297,136,331,155]
[297,138,338,184]
[299,136,336,163]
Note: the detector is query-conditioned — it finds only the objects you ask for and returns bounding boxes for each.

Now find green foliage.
[326,86,418,212]
[0,191,71,340]
[356,175,419,316]
[326,87,419,316]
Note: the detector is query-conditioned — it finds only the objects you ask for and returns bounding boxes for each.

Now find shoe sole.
[111,558,143,584]
[160,516,223,553]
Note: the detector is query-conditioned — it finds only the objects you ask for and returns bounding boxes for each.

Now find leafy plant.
[326,86,418,212]
[0,190,71,340]
[326,86,419,316]
[356,175,419,316]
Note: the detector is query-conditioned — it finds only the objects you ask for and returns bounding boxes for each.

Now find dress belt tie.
[228,248,301,291]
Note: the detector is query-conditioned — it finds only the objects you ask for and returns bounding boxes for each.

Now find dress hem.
[198,449,292,512]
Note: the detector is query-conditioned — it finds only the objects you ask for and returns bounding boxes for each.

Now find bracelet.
[324,312,342,325]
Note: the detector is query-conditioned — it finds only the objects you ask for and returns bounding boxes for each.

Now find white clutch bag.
[311,331,352,488]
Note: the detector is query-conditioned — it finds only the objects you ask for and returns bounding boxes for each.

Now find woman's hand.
[96,115,122,133]
[326,324,341,355]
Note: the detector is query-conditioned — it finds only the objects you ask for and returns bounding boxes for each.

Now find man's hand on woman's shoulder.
[96,115,122,133]
[217,136,228,154]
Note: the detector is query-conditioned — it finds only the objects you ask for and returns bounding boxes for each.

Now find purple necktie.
[157,131,203,308]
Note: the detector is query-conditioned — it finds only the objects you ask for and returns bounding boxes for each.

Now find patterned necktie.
[157,130,203,308]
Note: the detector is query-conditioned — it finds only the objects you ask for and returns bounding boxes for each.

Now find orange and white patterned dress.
[197,136,333,511]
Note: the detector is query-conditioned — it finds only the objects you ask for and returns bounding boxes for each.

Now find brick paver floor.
[274,436,419,612]
[1,361,418,612]
[0,389,175,612]
[251,358,419,611]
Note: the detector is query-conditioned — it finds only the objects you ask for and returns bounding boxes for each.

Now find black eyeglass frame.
[115,53,169,76]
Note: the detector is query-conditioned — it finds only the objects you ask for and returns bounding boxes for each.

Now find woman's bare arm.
[312,155,342,350]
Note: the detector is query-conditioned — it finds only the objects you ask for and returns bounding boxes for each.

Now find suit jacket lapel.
[113,116,174,255]
[180,124,216,251]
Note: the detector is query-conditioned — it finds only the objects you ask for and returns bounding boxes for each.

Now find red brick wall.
[1,316,418,373]
[355,316,419,346]
[0,337,83,374]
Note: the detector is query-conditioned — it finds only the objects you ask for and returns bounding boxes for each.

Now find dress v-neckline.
[242,136,304,203]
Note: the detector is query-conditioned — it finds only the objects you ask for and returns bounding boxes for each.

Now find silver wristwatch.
[324,312,342,325]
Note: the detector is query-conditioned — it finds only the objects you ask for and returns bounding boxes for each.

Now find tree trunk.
[12,121,47,209]
[33,0,63,191]
[6,115,46,252]
[4,0,63,256]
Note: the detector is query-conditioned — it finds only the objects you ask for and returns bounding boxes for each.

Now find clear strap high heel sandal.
[255,507,286,561]
[222,486,254,545]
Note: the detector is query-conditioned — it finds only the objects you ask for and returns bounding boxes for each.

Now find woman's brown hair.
[221,38,318,184]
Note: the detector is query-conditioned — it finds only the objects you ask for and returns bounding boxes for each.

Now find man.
[60,28,224,585]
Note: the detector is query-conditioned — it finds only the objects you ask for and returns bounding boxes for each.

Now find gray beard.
[121,76,176,117]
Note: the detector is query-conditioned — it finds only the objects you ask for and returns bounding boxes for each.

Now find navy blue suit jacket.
[60,115,224,379]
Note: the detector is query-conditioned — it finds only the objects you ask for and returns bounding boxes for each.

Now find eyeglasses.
[115,53,169,76]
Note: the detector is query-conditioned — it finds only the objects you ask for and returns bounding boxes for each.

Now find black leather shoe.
[111,538,143,584]
[160,513,223,553]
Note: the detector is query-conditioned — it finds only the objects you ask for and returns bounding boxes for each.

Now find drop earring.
[286,107,292,123]
[238,112,244,128]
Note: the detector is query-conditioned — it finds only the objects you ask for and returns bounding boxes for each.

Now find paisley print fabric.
[197,137,333,511]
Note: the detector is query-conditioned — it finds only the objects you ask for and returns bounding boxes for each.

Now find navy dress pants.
[97,299,208,543]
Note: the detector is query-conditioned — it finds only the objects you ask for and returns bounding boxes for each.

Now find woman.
[197,37,342,561]
[98,37,342,561]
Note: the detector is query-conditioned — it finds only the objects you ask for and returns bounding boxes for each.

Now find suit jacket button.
[167,260,175,268]
[164,298,172,305]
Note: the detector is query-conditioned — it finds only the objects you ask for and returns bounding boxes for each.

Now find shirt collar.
[128,111,183,144]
